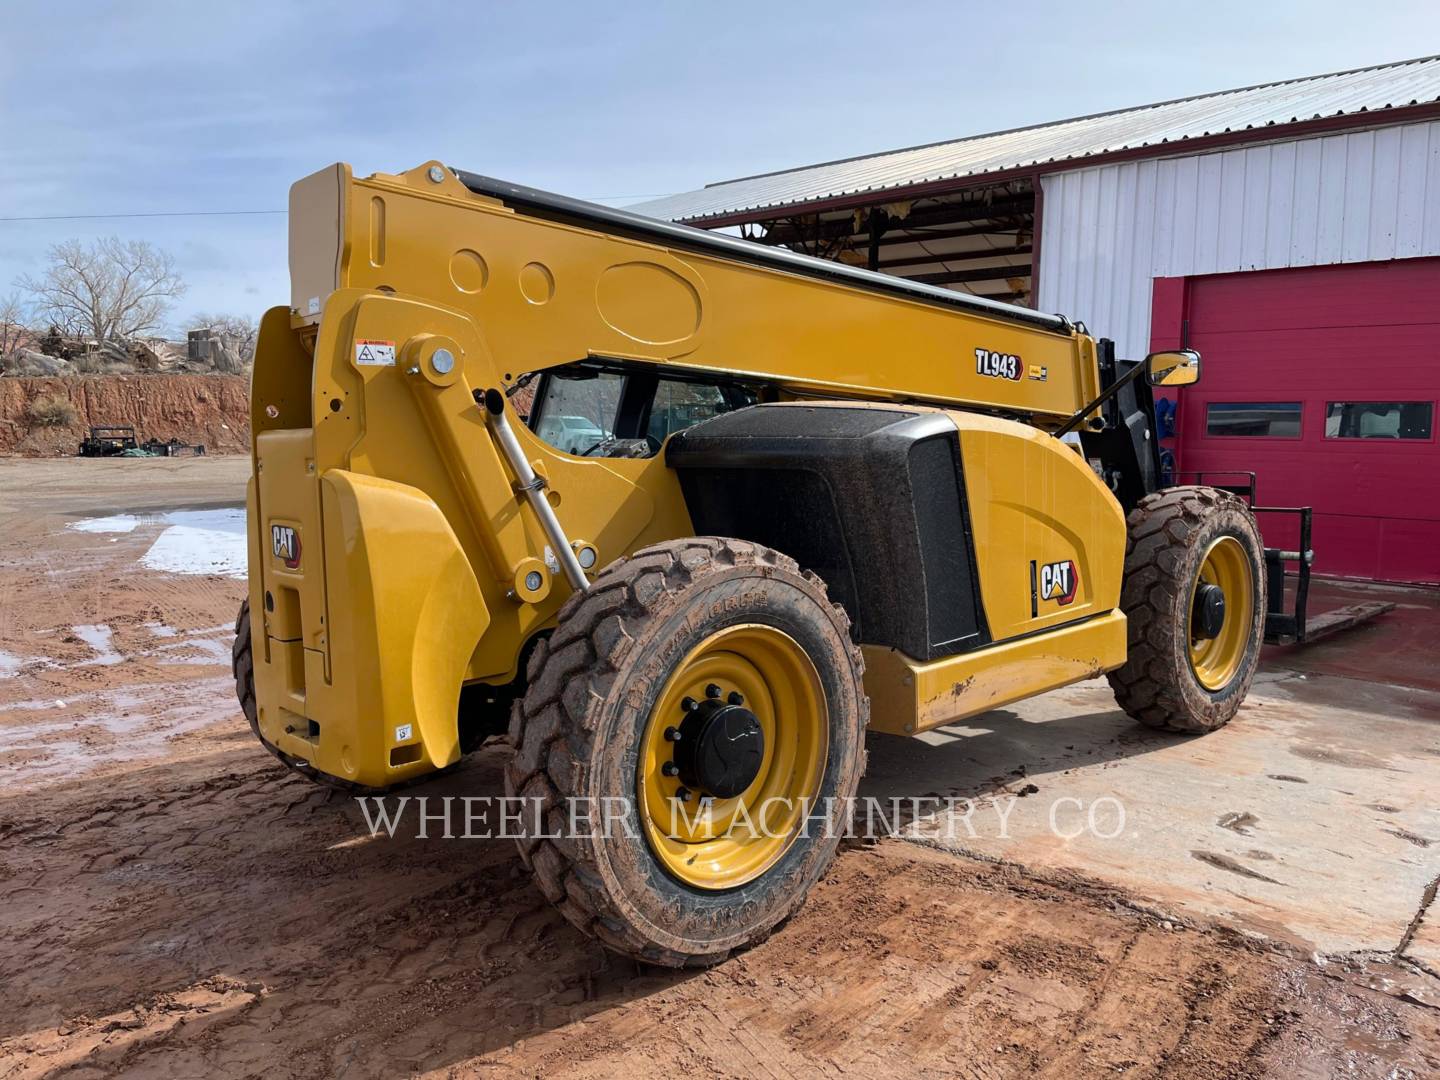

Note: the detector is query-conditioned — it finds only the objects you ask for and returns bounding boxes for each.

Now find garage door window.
[1205,402,1302,438]
[1325,401,1434,440]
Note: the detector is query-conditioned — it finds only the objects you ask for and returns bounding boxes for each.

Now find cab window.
[529,365,757,457]
[646,378,755,443]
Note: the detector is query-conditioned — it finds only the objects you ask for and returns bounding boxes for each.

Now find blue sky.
[3,1,1438,330]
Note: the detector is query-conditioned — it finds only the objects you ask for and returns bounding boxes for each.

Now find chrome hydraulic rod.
[479,388,591,593]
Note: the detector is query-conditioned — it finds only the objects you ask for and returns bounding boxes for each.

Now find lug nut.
[728,691,744,706]
[664,726,681,742]
[675,787,692,803]
[662,762,679,777]
[705,683,722,699]
[681,696,699,712]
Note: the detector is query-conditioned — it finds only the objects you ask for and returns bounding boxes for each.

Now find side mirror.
[1146,349,1201,387]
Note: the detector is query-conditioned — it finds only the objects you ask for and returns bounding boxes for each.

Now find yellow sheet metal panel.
[953,411,1125,643]
[862,610,1128,735]
[250,306,313,438]
[287,163,348,327]
[253,428,329,664]
[245,479,268,666]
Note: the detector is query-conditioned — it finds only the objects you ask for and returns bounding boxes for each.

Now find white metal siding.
[1037,120,1440,357]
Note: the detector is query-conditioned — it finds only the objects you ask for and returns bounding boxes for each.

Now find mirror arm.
[1053,359,1150,438]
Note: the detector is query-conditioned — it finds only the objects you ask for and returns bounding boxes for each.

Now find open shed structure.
[633,56,1440,585]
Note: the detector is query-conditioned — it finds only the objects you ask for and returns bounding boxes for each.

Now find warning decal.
[355,339,396,366]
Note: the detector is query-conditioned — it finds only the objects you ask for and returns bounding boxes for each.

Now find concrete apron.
[861,665,1440,965]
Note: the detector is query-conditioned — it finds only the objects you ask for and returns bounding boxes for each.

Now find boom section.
[288,161,1101,420]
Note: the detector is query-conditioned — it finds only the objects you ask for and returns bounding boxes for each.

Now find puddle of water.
[154,638,232,666]
[0,699,68,714]
[140,509,247,579]
[73,624,123,666]
[1,624,232,693]
[0,677,234,785]
[68,514,139,534]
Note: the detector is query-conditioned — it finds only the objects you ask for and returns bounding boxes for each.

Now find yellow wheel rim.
[1188,536,1254,691]
[638,624,828,891]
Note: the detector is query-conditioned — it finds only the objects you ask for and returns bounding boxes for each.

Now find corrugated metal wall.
[1037,120,1440,357]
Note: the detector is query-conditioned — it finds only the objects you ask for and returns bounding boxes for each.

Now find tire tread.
[504,537,867,968]
[1107,486,1265,734]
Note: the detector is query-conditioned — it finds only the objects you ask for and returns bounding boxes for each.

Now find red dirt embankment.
[0,375,250,456]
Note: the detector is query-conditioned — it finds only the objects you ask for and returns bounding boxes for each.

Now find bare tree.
[0,292,28,359]
[188,312,258,362]
[17,237,185,344]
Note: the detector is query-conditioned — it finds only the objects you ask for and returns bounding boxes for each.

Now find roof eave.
[664,101,1440,229]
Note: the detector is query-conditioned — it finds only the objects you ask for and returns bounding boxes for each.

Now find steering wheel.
[578,435,663,458]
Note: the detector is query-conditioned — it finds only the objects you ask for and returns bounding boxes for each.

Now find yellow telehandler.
[233,161,1265,966]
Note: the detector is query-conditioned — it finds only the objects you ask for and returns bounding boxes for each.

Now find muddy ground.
[1,457,1436,1079]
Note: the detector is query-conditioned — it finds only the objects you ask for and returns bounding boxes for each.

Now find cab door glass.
[647,379,755,443]
[532,372,623,454]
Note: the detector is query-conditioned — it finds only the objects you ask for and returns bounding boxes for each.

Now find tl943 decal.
[975,348,1023,381]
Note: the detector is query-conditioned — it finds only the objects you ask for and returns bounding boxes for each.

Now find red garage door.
[1152,259,1440,584]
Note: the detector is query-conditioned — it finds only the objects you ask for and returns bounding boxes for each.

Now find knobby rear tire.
[504,537,869,968]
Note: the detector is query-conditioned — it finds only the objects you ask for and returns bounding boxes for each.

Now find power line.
[0,209,288,223]
[0,191,679,224]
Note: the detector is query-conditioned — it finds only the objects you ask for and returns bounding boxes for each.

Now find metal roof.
[632,55,1440,224]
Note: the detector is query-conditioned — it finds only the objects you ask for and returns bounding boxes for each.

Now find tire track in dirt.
[0,740,1329,1080]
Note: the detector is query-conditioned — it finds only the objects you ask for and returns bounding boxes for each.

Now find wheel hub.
[639,623,828,890]
[1192,581,1227,639]
[673,693,765,799]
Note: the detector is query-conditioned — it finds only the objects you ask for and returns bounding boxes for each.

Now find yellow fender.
[313,470,489,786]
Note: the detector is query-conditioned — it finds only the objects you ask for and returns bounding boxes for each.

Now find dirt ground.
[1,457,1437,1079]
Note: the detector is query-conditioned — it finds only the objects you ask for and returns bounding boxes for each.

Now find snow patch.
[140,509,247,579]
[69,514,139,534]
[0,650,21,678]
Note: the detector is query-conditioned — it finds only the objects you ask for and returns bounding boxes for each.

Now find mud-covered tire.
[1108,486,1266,733]
[504,537,869,968]
[232,599,370,793]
